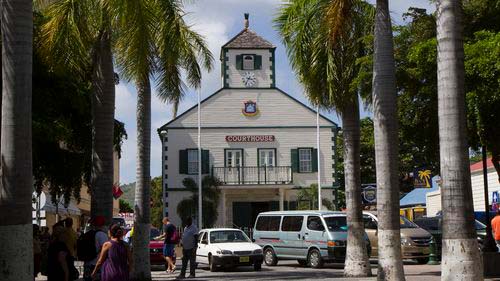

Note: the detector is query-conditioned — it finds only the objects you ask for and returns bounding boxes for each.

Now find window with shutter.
[179,150,188,174]
[202,150,210,174]
[298,148,313,173]
[291,149,299,172]
[243,55,254,70]
[236,55,243,70]
[255,55,262,69]
[312,148,318,172]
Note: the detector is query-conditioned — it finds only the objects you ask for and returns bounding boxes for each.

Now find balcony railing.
[212,166,292,185]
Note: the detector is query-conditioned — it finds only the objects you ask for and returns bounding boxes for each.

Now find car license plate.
[239,256,250,263]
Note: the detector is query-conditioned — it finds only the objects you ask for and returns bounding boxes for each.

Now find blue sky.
[115,0,435,185]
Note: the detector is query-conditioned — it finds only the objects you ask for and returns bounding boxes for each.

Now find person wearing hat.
[83,216,109,281]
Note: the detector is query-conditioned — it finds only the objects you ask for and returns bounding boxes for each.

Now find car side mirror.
[252,238,256,243]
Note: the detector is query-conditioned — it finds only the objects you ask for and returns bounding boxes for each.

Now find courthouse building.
[158,15,339,229]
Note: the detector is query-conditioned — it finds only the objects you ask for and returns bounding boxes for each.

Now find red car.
[149,228,165,265]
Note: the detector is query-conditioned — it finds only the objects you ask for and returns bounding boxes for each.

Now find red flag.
[113,184,123,199]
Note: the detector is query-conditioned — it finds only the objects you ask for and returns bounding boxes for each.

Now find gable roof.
[470,157,494,172]
[157,87,338,134]
[222,28,275,50]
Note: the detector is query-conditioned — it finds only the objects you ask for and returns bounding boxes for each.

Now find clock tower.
[221,13,276,89]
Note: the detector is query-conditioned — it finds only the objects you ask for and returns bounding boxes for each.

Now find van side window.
[307,216,325,231]
[281,216,303,232]
[256,216,281,231]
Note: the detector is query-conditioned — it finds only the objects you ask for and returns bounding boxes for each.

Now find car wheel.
[416,258,428,264]
[307,249,323,269]
[254,262,262,271]
[297,260,307,266]
[263,247,278,266]
[209,254,218,272]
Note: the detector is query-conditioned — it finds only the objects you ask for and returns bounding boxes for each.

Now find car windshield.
[324,216,348,231]
[400,216,419,228]
[209,230,250,243]
[150,228,160,241]
[475,220,486,230]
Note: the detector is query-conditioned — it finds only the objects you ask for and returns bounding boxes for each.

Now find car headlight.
[216,250,233,255]
[253,249,263,254]
[401,238,413,246]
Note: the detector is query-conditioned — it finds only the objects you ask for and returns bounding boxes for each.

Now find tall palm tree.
[39,0,116,225]
[0,0,34,280]
[372,0,405,279]
[112,0,212,278]
[276,0,373,276]
[436,0,483,279]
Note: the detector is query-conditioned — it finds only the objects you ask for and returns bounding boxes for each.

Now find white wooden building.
[425,157,500,215]
[157,15,339,229]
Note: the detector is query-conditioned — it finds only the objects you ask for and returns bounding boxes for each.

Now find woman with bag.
[92,224,132,281]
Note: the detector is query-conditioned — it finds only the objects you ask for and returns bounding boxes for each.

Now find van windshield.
[324,216,348,231]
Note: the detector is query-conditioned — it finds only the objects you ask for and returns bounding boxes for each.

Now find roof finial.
[244,13,249,29]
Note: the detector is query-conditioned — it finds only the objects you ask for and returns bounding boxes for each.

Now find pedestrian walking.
[47,225,79,281]
[80,216,109,281]
[155,217,179,273]
[491,210,500,252]
[91,224,132,281]
[60,218,78,272]
[177,217,199,279]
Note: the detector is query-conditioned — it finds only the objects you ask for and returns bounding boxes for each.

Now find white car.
[196,228,264,271]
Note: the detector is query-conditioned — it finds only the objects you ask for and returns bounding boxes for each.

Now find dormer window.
[243,55,255,70]
[236,54,262,70]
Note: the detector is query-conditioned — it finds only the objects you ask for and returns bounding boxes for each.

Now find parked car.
[363,211,432,264]
[196,228,263,271]
[149,227,165,265]
[413,216,487,257]
[253,211,370,269]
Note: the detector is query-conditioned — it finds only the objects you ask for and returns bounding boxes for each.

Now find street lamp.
[160,130,168,218]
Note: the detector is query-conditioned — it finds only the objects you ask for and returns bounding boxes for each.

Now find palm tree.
[372,0,405,279]
[436,0,483,279]
[112,1,212,278]
[275,0,373,276]
[0,0,34,280]
[39,0,116,225]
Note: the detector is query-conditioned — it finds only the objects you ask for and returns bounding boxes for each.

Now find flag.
[113,184,123,199]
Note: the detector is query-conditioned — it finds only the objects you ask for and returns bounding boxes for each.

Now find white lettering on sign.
[225,135,275,142]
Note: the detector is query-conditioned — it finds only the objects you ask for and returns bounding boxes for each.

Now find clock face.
[242,71,256,87]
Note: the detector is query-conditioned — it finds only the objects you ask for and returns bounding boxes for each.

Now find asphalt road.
[150,260,442,281]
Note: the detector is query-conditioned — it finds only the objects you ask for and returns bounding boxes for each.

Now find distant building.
[157,15,339,229]
[32,149,121,231]
[425,157,500,216]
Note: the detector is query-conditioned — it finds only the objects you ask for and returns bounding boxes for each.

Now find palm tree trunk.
[132,76,152,281]
[343,96,372,277]
[436,1,483,280]
[373,1,405,280]
[90,17,116,225]
[172,97,179,119]
[0,1,34,280]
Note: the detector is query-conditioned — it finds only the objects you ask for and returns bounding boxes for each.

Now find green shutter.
[179,150,188,174]
[236,55,243,70]
[255,55,262,69]
[202,149,209,174]
[291,149,299,172]
[312,148,318,172]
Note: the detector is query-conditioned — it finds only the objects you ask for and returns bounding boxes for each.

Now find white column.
[197,89,202,230]
[316,106,322,210]
[279,188,285,211]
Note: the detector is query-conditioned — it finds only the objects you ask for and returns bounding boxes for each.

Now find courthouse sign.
[225,135,275,142]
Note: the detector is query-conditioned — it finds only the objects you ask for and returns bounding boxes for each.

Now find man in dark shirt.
[156,217,177,273]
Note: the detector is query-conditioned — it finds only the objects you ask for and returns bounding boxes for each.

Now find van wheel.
[297,260,307,266]
[208,254,218,272]
[307,249,323,269]
[264,247,278,266]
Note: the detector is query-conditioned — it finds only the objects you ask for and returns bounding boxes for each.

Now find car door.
[281,215,305,258]
[363,214,378,257]
[304,216,327,257]
[196,231,209,265]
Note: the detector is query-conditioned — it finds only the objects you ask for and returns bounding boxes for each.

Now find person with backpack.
[79,216,108,281]
[155,217,178,273]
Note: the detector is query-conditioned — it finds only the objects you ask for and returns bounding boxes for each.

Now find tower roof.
[221,13,275,50]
